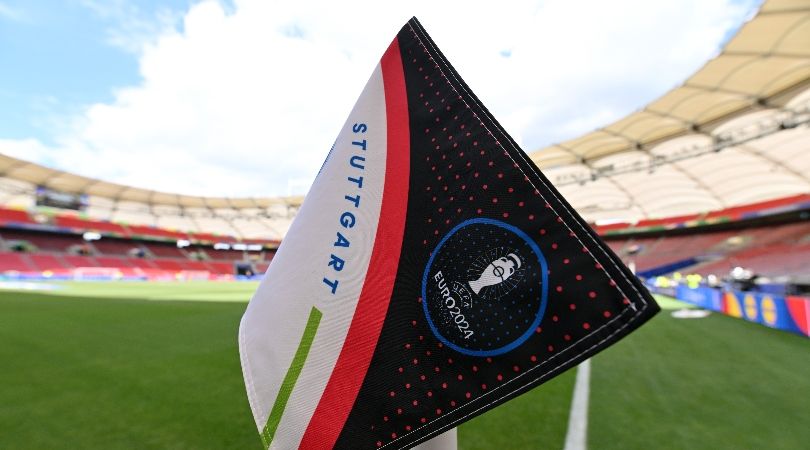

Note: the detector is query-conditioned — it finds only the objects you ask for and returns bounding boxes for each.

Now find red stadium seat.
[0,252,35,271]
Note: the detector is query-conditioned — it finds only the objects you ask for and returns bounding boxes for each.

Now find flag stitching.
[380,307,643,448]
[374,20,651,449]
[408,10,650,371]
[240,19,656,449]
[408,19,647,309]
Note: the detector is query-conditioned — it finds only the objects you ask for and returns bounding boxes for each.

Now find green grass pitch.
[0,282,808,449]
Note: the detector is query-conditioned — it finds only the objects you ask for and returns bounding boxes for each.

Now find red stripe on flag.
[299,38,410,449]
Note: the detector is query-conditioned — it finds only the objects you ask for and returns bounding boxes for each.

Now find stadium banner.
[722,291,744,319]
[678,288,809,338]
[643,280,677,298]
[726,291,808,337]
[675,285,723,312]
[786,296,810,337]
[239,17,659,450]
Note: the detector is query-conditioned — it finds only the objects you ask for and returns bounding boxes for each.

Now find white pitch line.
[563,358,591,450]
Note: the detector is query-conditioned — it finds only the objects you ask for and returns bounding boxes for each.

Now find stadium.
[1,0,809,449]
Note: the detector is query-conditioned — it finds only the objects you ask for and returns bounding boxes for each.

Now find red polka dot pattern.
[334,20,658,450]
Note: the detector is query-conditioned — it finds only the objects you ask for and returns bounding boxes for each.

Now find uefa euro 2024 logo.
[422,219,549,357]
[468,250,524,297]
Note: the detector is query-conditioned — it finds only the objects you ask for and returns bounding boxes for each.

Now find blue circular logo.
[421,218,548,357]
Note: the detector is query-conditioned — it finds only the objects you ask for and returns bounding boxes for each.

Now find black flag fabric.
[240,17,659,450]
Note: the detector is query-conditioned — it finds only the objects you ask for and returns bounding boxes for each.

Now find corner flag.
[239,17,659,450]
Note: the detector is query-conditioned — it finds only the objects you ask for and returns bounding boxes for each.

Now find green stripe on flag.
[260,306,322,448]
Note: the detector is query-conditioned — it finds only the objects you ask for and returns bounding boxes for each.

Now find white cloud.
[0,2,23,21]
[2,0,756,197]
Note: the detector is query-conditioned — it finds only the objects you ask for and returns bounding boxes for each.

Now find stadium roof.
[530,0,810,168]
[0,0,808,223]
[0,153,304,208]
[529,0,810,222]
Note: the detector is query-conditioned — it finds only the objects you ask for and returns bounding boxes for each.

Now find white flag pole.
[413,427,458,450]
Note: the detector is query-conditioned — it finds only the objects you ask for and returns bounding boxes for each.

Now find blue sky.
[0,0,760,196]
[0,0,195,145]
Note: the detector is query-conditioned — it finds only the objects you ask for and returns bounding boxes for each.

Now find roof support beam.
[0,160,31,177]
[682,82,761,100]
[736,142,810,186]
[722,50,810,59]
[600,176,650,218]
[758,6,810,15]
[661,160,728,209]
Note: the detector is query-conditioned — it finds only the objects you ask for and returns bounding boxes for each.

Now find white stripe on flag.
[239,64,389,449]
[563,359,591,450]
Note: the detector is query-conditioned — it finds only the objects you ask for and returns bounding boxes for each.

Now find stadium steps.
[129,258,159,269]
[0,251,37,272]
[17,253,38,271]
[54,254,74,269]
[16,253,30,270]
[85,241,99,255]
[205,261,235,274]
[61,254,101,268]
[95,256,135,268]
[137,243,155,258]
[152,259,187,271]
[28,253,70,271]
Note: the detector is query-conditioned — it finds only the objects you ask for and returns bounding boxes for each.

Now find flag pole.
[413,427,457,450]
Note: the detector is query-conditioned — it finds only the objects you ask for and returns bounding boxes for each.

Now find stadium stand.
[110,201,154,225]
[28,254,69,271]
[206,249,249,261]
[60,255,100,268]
[606,217,810,280]
[127,224,189,240]
[0,252,34,271]
[0,1,805,285]
[153,208,198,236]
[142,242,187,258]
[152,259,186,271]
[0,229,85,252]
[94,256,134,268]
[1,186,807,283]
[207,261,236,274]
[54,215,128,235]
[127,258,158,270]
[0,207,36,226]
[182,260,212,271]
[0,220,272,278]
[91,238,141,256]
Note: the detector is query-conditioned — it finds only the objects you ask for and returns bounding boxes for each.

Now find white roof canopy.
[529,0,810,221]
[1,0,808,225]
